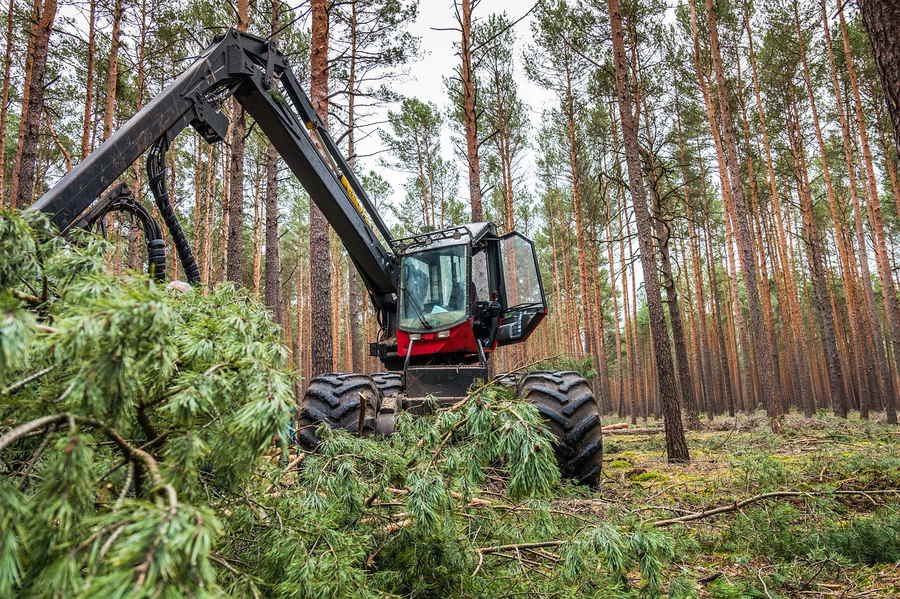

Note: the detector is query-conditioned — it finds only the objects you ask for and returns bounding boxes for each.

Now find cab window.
[399,244,468,331]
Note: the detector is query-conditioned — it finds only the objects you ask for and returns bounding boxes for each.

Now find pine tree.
[608,0,689,462]
[309,0,333,377]
[9,0,57,209]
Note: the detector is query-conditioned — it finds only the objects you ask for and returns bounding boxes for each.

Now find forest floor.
[586,412,899,598]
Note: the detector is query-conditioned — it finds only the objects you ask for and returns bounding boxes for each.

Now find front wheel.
[518,371,603,487]
[371,372,403,397]
[298,373,380,449]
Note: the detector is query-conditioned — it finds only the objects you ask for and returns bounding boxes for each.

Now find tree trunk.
[563,66,605,402]
[102,0,124,141]
[746,9,811,414]
[80,0,96,159]
[458,0,482,220]
[0,0,17,203]
[820,0,891,417]
[346,0,364,372]
[787,96,849,419]
[264,143,282,324]
[859,0,900,154]
[226,0,250,285]
[651,185,700,430]
[607,216,624,416]
[309,0,334,377]
[840,4,899,424]
[11,0,57,209]
[609,0,689,463]
[251,165,264,295]
[794,1,849,416]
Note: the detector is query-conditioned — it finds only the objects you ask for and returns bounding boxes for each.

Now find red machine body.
[397,319,495,358]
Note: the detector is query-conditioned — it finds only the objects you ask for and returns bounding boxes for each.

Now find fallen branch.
[603,427,663,436]
[0,413,177,509]
[2,365,56,396]
[601,422,629,431]
[11,288,42,306]
[0,413,72,452]
[651,489,900,527]
[476,540,565,553]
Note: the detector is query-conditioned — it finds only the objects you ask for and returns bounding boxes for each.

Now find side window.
[496,232,546,346]
[501,233,543,308]
[472,249,490,303]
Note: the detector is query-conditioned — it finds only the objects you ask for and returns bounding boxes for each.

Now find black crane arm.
[30,29,397,304]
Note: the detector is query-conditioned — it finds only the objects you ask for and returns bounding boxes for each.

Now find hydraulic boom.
[31,29,398,312]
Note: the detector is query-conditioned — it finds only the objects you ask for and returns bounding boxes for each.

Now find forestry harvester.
[28,30,604,485]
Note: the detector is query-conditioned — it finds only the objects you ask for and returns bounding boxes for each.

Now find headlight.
[409,333,421,341]
[437,330,451,338]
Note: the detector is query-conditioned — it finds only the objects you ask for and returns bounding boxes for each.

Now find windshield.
[400,244,468,331]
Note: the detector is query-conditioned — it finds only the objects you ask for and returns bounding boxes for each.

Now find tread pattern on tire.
[371,372,403,397]
[518,370,603,486]
[299,373,380,449]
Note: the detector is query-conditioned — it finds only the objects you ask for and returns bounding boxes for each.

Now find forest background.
[3,0,900,436]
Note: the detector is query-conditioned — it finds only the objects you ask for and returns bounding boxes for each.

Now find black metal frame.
[393,225,473,254]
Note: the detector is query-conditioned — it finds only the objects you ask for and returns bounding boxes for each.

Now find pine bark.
[858,0,900,153]
[101,0,123,141]
[226,0,250,285]
[819,0,891,416]
[261,0,283,323]
[457,0,482,220]
[563,65,600,394]
[787,95,848,419]
[651,183,700,430]
[309,0,334,377]
[264,143,282,324]
[11,0,57,209]
[794,1,849,416]
[80,0,97,159]
[346,0,364,372]
[839,5,899,423]
[0,0,17,203]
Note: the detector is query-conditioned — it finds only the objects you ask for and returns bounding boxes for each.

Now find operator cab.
[394,223,546,366]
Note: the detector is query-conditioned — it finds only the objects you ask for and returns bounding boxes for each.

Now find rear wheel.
[298,373,380,449]
[518,370,603,487]
[371,372,403,397]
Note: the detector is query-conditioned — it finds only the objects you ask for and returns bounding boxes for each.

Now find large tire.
[298,373,380,449]
[518,370,603,487]
[371,372,403,397]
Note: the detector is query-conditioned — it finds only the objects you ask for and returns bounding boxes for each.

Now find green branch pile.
[0,211,688,598]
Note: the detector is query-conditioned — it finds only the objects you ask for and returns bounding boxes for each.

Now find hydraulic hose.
[147,137,200,284]
[82,183,167,282]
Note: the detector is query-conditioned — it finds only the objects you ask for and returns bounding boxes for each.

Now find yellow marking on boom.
[341,175,367,222]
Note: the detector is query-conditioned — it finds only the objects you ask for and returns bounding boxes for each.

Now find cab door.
[495,232,547,346]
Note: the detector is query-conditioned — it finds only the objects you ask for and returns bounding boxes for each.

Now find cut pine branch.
[651,489,900,527]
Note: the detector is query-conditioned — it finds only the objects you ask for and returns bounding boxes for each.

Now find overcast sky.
[355,1,556,213]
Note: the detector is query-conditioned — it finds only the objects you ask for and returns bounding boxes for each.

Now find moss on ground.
[595,412,899,598]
